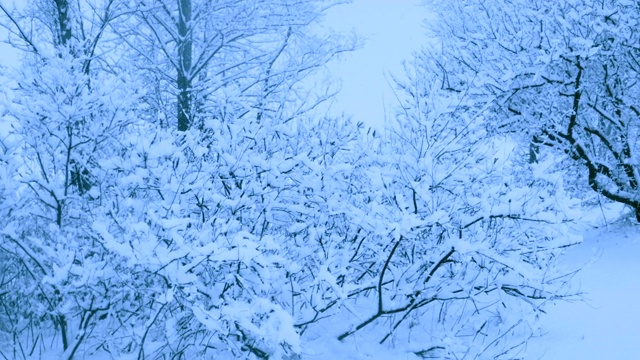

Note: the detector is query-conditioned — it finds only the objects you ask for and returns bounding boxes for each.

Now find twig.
[378,236,403,313]
[0,3,39,55]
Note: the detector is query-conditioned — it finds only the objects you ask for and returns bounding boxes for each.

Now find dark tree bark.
[177,0,193,131]
[54,0,72,47]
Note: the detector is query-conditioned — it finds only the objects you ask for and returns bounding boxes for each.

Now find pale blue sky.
[321,0,430,128]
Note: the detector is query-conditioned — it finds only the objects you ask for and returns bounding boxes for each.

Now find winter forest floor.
[524,213,640,359]
[246,207,640,360]
[296,207,640,360]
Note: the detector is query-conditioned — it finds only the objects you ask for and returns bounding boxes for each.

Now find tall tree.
[0,0,142,357]
[124,0,352,131]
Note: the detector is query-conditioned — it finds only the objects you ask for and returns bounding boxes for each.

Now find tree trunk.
[54,0,72,48]
[177,0,192,131]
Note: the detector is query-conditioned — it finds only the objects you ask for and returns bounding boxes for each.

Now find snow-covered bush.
[0,0,583,359]
[0,0,357,357]
[291,61,582,358]
[0,48,143,357]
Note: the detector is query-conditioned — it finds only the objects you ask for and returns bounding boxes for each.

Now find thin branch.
[0,3,39,55]
[378,236,402,313]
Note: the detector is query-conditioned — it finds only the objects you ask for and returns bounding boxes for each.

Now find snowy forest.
[0,0,638,359]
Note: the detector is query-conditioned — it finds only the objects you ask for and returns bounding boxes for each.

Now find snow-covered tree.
[120,0,353,131]
[424,0,640,220]
[0,0,143,357]
[0,0,357,358]
[0,0,581,359]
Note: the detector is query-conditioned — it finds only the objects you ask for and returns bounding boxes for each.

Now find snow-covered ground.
[295,212,640,360]
[299,212,640,360]
[525,216,640,359]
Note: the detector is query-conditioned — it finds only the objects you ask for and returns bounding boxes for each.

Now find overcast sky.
[320,0,430,128]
